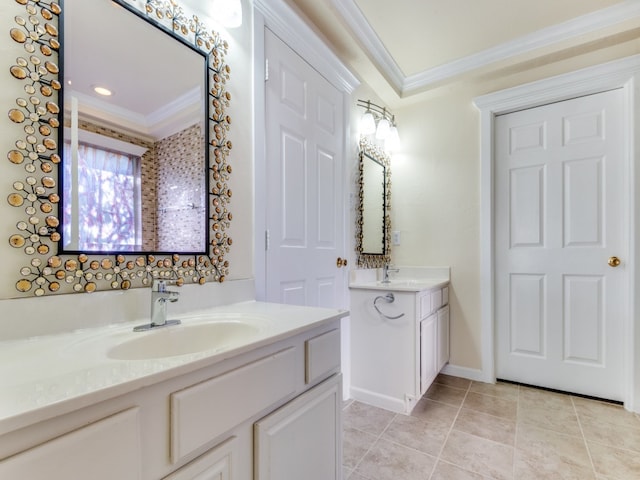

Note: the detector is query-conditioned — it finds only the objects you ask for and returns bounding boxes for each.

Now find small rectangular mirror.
[356,139,391,267]
[361,152,386,255]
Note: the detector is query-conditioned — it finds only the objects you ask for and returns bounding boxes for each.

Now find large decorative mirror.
[7,0,233,296]
[356,138,391,268]
[62,0,208,254]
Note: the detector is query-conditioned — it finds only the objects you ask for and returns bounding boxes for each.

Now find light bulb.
[386,125,400,151]
[376,117,390,140]
[360,111,376,135]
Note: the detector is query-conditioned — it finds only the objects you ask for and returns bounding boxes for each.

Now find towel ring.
[373,292,405,319]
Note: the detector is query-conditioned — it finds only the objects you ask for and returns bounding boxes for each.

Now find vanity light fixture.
[375,113,390,140]
[357,99,400,151]
[360,101,376,135]
[212,0,243,28]
[386,118,400,151]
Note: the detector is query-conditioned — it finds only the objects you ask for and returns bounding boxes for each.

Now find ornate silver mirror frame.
[356,137,391,268]
[7,0,233,296]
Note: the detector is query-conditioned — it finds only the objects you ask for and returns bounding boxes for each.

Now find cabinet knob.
[336,257,348,268]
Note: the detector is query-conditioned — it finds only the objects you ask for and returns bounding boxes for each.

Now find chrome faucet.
[133,280,181,331]
[381,264,399,283]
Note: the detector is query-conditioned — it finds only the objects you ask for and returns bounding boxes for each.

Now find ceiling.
[283,0,640,105]
[65,0,204,140]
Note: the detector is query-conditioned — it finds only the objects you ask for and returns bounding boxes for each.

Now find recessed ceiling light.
[93,86,113,96]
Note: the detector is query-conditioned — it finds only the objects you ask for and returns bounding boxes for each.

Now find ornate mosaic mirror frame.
[356,137,391,268]
[7,0,233,296]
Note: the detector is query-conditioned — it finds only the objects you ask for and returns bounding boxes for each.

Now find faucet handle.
[152,279,178,292]
[152,279,166,292]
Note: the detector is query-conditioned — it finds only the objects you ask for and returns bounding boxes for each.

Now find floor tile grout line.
[346,409,398,480]
[426,379,472,480]
[512,383,520,480]
[571,395,599,479]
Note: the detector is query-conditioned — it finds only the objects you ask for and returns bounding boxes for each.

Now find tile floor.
[343,374,640,479]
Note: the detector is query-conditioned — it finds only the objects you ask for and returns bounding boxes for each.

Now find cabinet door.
[164,437,237,480]
[420,314,438,395]
[254,374,342,480]
[437,305,450,371]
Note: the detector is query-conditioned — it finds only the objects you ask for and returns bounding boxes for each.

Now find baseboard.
[441,363,491,383]
[349,386,407,414]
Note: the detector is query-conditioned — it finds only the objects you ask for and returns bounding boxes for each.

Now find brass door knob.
[336,257,348,268]
[608,256,621,267]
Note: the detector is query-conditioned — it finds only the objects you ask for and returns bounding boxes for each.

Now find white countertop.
[0,301,347,435]
[349,266,450,292]
[349,278,449,292]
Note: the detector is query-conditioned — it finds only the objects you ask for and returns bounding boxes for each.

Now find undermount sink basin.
[107,320,262,360]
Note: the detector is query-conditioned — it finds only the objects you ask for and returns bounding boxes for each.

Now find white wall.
[392,91,482,369]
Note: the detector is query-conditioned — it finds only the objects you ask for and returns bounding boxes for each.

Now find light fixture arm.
[357,99,396,126]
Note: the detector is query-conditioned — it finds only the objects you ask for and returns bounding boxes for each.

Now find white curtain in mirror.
[63,142,142,251]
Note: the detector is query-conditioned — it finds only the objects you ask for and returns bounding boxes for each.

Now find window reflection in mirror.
[61,0,208,254]
[62,140,143,251]
[361,153,386,255]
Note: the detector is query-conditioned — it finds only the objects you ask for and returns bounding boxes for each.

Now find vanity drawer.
[431,289,443,312]
[0,408,142,480]
[419,293,432,319]
[305,328,340,384]
[170,347,297,463]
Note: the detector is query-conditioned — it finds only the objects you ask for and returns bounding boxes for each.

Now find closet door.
[495,89,627,400]
[264,29,347,309]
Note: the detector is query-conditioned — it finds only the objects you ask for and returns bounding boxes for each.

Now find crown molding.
[332,0,640,96]
[330,0,404,95]
[254,0,359,93]
[65,88,201,141]
[473,53,640,113]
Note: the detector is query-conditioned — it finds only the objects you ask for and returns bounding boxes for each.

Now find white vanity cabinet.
[164,437,238,480]
[350,282,449,414]
[0,321,342,480]
[420,312,439,396]
[254,374,342,480]
[437,305,450,372]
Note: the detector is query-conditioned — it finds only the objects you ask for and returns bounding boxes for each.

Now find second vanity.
[0,299,346,480]
[349,267,450,414]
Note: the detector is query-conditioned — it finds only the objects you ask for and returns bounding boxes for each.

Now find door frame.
[252,0,359,304]
[475,54,640,412]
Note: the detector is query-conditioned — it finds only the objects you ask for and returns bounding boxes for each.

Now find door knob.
[608,256,621,267]
[336,257,348,268]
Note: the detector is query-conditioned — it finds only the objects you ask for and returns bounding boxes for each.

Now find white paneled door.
[264,30,347,309]
[495,89,628,400]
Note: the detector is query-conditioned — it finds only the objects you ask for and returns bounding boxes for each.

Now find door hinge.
[265,58,269,82]
[265,229,270,250]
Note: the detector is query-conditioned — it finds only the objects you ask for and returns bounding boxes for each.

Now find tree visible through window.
[63,142,142,251]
